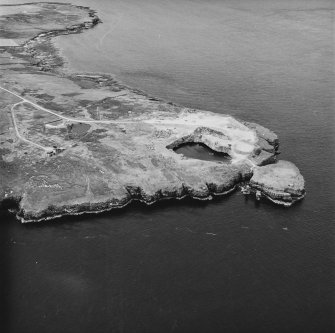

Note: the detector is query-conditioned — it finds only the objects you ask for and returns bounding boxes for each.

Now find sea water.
[1,1,334,332]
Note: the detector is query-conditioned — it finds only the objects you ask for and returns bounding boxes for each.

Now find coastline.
[0,2,305,223]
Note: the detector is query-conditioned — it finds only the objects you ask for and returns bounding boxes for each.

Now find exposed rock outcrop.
[250,161,305,206]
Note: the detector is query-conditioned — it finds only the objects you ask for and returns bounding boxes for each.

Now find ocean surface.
[1,0,334,332]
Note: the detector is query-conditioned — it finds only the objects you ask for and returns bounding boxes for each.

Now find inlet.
[173,143,231,163]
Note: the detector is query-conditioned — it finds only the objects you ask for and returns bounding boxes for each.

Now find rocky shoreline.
[16,185,240,224]
[0,2,305,223]
[22,6,101,72]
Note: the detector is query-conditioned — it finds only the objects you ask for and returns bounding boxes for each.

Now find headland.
[0,2,305,222]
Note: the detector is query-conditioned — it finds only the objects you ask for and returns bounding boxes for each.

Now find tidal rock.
[250,160,305,206]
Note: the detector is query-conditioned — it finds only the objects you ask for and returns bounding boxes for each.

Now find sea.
[1,1,334,332]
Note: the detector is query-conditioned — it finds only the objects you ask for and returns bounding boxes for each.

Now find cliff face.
[0,3,305,222]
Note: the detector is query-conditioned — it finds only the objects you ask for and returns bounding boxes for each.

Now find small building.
[46,146,65,157]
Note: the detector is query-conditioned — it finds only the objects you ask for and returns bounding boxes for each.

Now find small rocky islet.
[0,2,305,223]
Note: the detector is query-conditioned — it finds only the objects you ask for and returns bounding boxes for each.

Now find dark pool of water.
[174,143,231,163]
[1,0,334,332]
